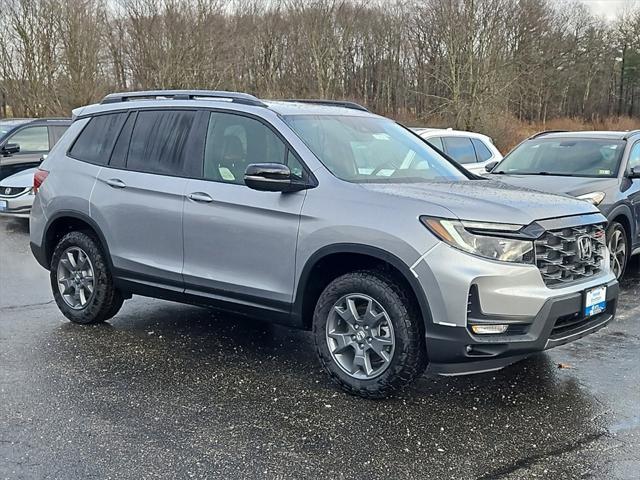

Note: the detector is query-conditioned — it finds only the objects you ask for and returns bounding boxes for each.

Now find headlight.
[420,216,535,264]
[577,191,605,206]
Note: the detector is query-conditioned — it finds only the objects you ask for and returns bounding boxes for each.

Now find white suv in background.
[414,128,502,175]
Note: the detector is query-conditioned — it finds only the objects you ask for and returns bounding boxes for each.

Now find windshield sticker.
[372,133,391,141]
[598,169,612,175]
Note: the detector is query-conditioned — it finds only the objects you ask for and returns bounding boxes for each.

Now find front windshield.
[496,138,625,178]
[283,115,468,183]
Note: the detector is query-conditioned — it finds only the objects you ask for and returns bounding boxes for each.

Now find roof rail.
[623,129,640,140]
[528,130,568,139]
[100,90,267,107]
[282,99,369,112]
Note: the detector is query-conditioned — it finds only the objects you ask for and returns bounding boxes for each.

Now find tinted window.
[471,138,493,162]
[204,112,286,184]
[426,136,444,151]
[629,142,640,171]
[69,114,127,164]
[443,137,477,164]
[109,113,135,168]
[498,139,625,177]
[127,110,195,175]
[7,126,49,152]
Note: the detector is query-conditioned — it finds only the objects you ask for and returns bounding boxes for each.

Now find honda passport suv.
[30,91,619,398]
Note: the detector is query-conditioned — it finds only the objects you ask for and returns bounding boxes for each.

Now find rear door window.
[126,110,196,176]
[471,138,493,161]
[69,114,127,164]
[443,137,477,164]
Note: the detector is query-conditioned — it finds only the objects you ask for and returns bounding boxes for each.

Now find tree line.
[1,0,639,136]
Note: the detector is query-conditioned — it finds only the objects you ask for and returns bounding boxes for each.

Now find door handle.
[106,178,126,189]
[187,192,213,203]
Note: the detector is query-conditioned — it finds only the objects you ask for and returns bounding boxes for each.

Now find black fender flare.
[292,243,433,330]
[38,210,113,271]
[606,203,635,241]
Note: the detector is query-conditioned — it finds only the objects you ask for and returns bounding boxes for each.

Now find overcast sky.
[579,0,638,19]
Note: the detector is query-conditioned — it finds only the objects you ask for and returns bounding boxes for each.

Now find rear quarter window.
[471,138,494,162]
[69,113,128,165]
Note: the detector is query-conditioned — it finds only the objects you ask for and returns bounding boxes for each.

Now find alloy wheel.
[608,228,627,279]
[325,293,395,380]
[56,246,96,309]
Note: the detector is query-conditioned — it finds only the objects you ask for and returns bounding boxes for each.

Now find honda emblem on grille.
[4,188,10,195]
[577,235,592,261]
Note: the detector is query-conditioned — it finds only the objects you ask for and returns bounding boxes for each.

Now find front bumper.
[426,279,619,375]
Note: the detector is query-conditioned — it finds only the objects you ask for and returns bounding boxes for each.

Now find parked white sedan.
[413,128,502,175]
[0,166,37,218]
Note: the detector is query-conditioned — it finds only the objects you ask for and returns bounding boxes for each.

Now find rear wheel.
[313,270,427,398]
[50,231,123,324]
[607,222,628,279]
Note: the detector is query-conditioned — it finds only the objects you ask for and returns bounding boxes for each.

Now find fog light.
[471,324,508,334]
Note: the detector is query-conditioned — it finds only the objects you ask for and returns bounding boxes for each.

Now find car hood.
[360,179,600,225]
[0,167,36,188]
[489,174,619,197]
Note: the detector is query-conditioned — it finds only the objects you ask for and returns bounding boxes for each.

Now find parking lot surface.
[1,217,639,480]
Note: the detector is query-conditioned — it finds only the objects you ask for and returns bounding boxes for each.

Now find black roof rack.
[282,99,369,112]
[528,130,568,139]
[100,90,267,107]
[623,129,640,140]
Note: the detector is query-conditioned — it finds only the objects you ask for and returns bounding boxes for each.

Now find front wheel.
[50,231,124,324]
[313,270,427,398]
[607,222,628,280]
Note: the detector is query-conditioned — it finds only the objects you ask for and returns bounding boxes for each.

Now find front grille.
[0,186,29,197]
[535,223,605,287]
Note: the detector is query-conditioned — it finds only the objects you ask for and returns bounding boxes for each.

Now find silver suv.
[30,91,619,398]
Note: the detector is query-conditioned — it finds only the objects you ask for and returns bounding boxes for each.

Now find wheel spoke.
[59,258,74,273]
[79,286,87,306]
[58,278,74,295]
[352,350,373,376]
[328,330,355,354]
[347,298,360,323]
[66,251,77,269]
[369,337,392,362]
[363,299,385,327]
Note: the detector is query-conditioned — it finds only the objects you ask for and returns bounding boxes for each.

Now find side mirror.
[628,166,640,179]
[1,143,20,156]
[244,163,308,192]
[485,160,498,173]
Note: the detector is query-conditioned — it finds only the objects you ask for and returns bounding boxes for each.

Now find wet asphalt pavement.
[1,217,639,480]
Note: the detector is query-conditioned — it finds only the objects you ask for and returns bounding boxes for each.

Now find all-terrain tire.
[313,269,427,398]
[50,231,124,324]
